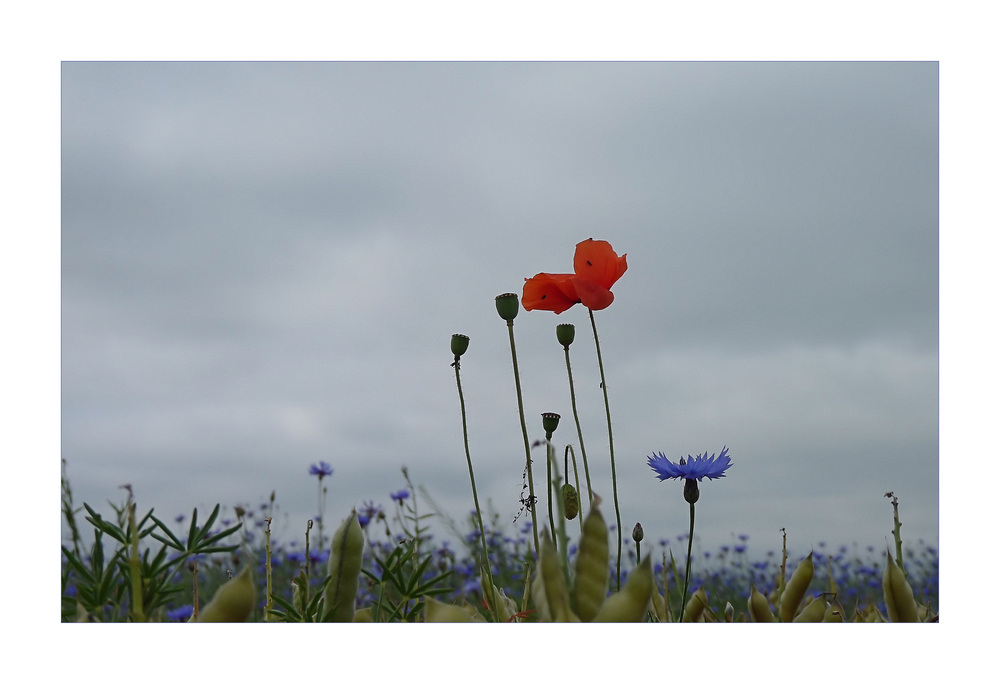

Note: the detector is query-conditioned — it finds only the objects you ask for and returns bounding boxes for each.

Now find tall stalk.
[588,308,622,590]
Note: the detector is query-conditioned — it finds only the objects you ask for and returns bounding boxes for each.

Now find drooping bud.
[556,323,576,347]
[451,333,470,357]
[562,483,579,520]
[541,412,561,435]
[632,522,644,543]
[683,478,700,504]
[495,293,519,321]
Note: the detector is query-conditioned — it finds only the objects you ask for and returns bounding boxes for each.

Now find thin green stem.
[316,478,324,552]
[264,517,273,621]
[563,345,593,505]
[127,500,144,622]
[507,320,540,557]
[454,355,495,622]
[680,502,695,622]
[566,445,584,537]
[549,444,571,589]
[588,308,622,591]
[546,433,557,546]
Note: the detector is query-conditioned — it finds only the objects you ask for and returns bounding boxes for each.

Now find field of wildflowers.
[61,239,938,623]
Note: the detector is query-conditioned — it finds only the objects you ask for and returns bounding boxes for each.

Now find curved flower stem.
[680,502,695,622]
[562,344,593,506]
[588,307,622,591]
[507,320,540,558]
[453,354,495,621]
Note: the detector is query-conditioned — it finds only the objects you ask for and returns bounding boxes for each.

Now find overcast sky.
[61,61,938,558]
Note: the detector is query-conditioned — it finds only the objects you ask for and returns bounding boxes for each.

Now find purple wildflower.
[647,446,732,482]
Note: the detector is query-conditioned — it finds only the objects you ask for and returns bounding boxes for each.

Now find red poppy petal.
[573,238,627,290]
[522,273,579,314]
[570,276,614,310]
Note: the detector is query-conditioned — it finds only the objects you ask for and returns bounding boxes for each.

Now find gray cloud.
[62,61,937,556]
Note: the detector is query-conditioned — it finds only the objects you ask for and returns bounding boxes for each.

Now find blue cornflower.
[359,501,383,520]
[357,514,371,527]
[647,446,732,482]
[309,461,334,479]
[390,489,410,503]
[167,604,194,622]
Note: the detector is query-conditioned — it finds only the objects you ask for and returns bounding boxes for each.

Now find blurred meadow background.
[61,61,938,582]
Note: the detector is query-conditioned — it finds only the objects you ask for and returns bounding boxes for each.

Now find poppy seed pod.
[495,293,519,321]
[556,323,576,347]
[541,412,561,435]
[451,333,470,357]
[562,483,579,520]
[632,522,644,543]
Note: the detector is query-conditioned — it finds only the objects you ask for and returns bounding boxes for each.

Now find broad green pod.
[425,597,473,622]
[748,583,777,622]
[823,598,845,622]
[562,483,580,520]
[682,587,708,623]
[882,549,919,623]
[461,601,488,622]
[481,567,514,622]
[353,607,373,622]
[594,555,654,622]
[323,510,364,622]
[651,590,668,622]
[531,530,579,622]
[572,504,609,622]
[197,565,255,622]
[792,595,828,622]
[778,552,813,623]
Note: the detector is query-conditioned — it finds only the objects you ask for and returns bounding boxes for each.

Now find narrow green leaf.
[187,508,198,550]
[149,515,184,548]
[196,523,243,549]
[149,533,182,552]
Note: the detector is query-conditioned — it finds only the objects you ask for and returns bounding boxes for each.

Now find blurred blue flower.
[174,514,185,524]
[358,514,371,527]
[309,461,334,479]
[647,446,732,481]
[734,545,746,554]
[390,489,410,502]
[167,605,194,622]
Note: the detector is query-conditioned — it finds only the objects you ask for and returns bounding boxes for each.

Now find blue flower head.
[390,489,410,503]
[309,461,334,479]
[647,446,732,482]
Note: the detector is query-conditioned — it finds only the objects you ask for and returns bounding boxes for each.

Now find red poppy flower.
[522,238,628,314]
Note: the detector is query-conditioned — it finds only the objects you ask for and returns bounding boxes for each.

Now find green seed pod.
[823,597,845,622]
[480,567,514,622]
[748,583,777,622]
[353,607,373,622]
[562,483,579,520]
[323,509,364,622]
[682,587,708,623]
[495,293,519,321]
[650,589,668,622]
[572,504,610,622]
[425,597,474,622]
[779,552,813,623]
[531,530,579,622]
[556,323,576,347]
[594,554,654,622]
[450,333,470,357]
[541,412,561,435]
[882,548,919,622]
[792,595,828,622]
[197,565,255,622]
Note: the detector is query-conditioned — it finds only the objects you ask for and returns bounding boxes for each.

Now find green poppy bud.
[495,293,519,321]
[450,333,470,357]
[562,483,579,520]
[632,522,644,543]
[556,323,576,347]
[541,412,561,435]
